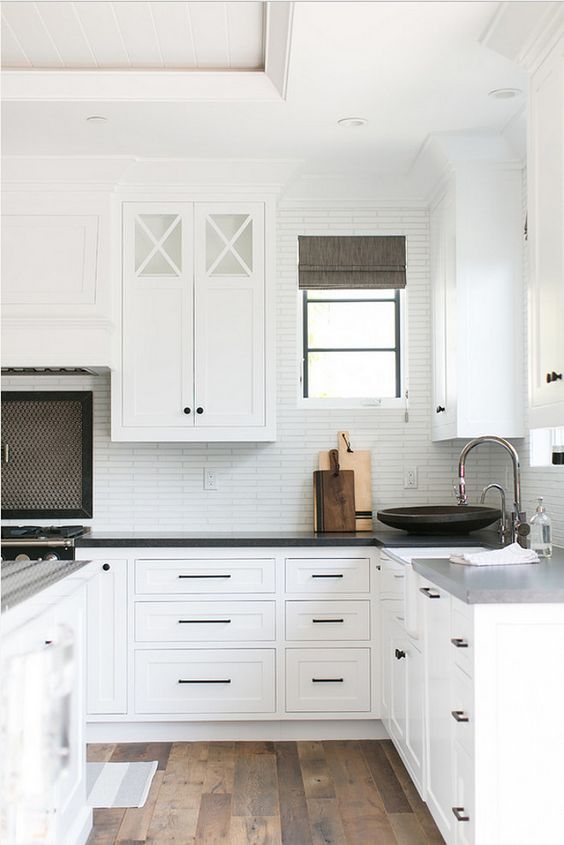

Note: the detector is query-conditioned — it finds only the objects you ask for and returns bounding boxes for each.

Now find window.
[302,288,402,399]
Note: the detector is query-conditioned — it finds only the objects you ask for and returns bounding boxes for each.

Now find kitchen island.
[1,560,97,845]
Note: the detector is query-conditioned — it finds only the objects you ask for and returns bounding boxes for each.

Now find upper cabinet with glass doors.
[113,201,274,441]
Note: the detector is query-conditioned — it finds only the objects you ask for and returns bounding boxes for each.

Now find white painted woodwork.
[451,667,473,758]
[528,35,564,427]
[80,545,381,732]
[2,214,98,305]
[380,555,406,599]
[285,648,371,713]
[135,557,276,595]
[121,203,194,429]
[285,600,370,641]
[430,166,524,441]
[453,742,474,845]
[419,578,454,843]
[1,2,264,70]
[285,557,370,594]
[193,203,265,427]
[1,564,97,845]
[1,190,112,367]
[135,600,276,642]
[116,198,273,442]
[135,648,276,714]
[86,560,128,715]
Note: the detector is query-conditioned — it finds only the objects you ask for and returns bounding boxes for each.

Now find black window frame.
[302,289,402,399]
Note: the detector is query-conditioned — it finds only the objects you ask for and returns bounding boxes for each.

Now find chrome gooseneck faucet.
[456,436,529,546]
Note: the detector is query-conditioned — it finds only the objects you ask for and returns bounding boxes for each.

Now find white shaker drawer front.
[285,601,370,641]
[285,558,370,594]
[135,601,276,642]
[135,558,275,595]
[451,604,474,678]
[285,648,371,712]
[134,648,275,714]
[381,556,406,598]
[451,667,474,757]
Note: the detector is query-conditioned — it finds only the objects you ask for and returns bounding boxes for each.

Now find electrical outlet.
[204,469,218,491]
[404,466,418,489]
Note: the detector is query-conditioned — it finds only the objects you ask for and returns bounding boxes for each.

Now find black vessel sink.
[377,505,501,534]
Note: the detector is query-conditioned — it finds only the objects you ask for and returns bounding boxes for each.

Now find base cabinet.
[86,559,127,715]
[81,546,381,731]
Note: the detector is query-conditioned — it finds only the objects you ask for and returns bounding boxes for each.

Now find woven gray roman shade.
[298,235,406,290]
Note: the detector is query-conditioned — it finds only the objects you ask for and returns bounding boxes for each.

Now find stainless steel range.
[1,525,89,561]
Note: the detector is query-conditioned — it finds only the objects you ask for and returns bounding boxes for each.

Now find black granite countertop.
[410,546,564,604]
[75,529,498,549]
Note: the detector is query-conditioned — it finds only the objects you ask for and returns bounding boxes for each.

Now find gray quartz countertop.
[75,529,497,548]
[1,559,90,612]
[412,546,564,604]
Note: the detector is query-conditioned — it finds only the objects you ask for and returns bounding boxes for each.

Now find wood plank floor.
[87,740,444,845]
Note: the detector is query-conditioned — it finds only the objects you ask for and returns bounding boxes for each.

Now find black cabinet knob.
[102,563,110,571]
[196,407,204,414]
[546,371,563,383]
[436,405,446,413]
[183,407,191,415]
[395,648,406,660]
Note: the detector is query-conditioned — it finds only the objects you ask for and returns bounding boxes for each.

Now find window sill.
[297,397,405,411]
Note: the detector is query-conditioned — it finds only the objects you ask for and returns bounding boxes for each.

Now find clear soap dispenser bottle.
[530,497,552,558]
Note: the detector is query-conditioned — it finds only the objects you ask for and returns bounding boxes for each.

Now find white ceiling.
[1,1,264,69]
[1,2,531,196]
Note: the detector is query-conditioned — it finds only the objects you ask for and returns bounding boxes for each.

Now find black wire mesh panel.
[1,391,93,518]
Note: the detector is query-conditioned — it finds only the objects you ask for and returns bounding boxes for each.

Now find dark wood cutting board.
[313,449,356,532]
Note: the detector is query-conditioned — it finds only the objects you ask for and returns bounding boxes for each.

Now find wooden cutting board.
[319,431,373,531]
[313,449,356,532]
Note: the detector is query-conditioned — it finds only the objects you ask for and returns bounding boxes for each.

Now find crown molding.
[481,2,564,72]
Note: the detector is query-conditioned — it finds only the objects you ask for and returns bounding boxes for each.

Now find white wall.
[2,201,503,531]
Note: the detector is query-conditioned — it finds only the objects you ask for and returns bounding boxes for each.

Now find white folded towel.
[449,542,540,566]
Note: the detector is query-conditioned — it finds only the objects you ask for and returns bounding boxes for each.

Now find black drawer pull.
[419,587,441,598]
[436,405,446,413]
[312,678,344,683]
[451,637,469,648]
[102,563,111,571]
[546,371,563,383]
[312,618,344,623]
[183,407,191,414]
[178,679,231,684]
[178,574,232,579]
[452,807,470,822]
[451,710,470,722]
[178,619,231,624]
[312,573,344,578]
[395,648,406,660]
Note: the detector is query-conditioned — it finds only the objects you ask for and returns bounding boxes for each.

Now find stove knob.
[15,553,31,561]
[44,553,59,561]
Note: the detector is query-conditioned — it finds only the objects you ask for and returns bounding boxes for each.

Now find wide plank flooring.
[87,740,444,845]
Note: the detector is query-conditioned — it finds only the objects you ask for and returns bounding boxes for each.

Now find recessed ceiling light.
[337,117,368,128]
[86,115,108,123]
[488,88,522,100]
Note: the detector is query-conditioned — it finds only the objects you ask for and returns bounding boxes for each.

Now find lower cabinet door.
[134,648,276,714]
[453,742,475,845]
[285,648,370,712]
[86,559,127,715]
[404,638,425,792]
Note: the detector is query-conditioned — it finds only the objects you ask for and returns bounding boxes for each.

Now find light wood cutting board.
[319,431,373,531]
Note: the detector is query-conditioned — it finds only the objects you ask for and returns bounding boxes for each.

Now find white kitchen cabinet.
[381,588,424,794]
[430,166,524,441]
[80,545,381,736]
[114,199,274,441]
[528,35,564,427]
[419,577,454,843]
[86,559,127,715]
